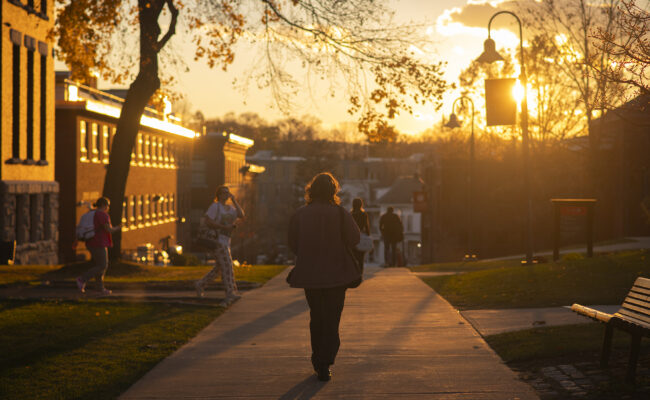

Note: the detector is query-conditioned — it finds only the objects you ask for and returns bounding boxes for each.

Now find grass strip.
[484,323,650,363]
[421,250,650,309]
[0,299,223,400]
[0,262,286,286]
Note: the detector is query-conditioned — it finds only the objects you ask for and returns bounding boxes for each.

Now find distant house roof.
[592,94,650,126]
[377,176,424,205]
[248,150,305,162]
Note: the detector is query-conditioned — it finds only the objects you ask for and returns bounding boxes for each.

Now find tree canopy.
[54,0,449,141]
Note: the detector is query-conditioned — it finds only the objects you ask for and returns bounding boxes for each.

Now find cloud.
[438,0,521,32]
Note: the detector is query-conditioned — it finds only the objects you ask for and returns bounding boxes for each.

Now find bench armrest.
[571,303,613,323]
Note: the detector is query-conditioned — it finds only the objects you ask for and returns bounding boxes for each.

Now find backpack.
[76,210,97,241]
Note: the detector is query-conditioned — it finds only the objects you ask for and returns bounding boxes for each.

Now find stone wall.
[0,180,59,264]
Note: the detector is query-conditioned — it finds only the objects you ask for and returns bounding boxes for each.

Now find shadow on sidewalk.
[278,374,326,400]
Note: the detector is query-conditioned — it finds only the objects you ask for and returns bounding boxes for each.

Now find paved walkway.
[121,267,538,399]
[461,305,620,336]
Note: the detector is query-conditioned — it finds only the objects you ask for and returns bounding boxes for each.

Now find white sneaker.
[194,281,204,298]
[75,277,86,293]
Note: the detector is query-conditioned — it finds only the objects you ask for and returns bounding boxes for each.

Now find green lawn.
[0,299,223,400]
[0,261,286,286]
[485,323,650,364]
[420,250,649,309]
[410,259,522,273]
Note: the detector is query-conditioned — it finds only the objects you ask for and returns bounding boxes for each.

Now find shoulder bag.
[339,206,362,288]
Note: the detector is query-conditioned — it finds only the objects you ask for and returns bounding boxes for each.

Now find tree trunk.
[102,0,175,258]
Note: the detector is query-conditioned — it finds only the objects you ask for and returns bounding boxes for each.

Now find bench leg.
[626,333,641,384]
[600,324,614,368]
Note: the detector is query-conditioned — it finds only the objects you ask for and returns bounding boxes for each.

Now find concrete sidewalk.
[121,267,537,399]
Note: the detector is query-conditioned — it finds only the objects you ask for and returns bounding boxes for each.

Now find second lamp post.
[445,96,477,260]
[476,11,534,264]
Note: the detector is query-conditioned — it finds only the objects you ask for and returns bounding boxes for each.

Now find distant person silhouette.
[379,207,403,267]
[351,197,370,271]
[287,172,361,381]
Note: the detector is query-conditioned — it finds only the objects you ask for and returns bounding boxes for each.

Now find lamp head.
[476,38,504,63]
[444,113,461,129]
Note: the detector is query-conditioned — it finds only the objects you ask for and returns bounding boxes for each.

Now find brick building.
[1,0,58,264]
[190,131,263,260]
[55,74,196,262]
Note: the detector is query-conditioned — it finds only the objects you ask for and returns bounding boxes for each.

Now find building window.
[150,137,158,166]
[129,195,136,228]
[163,139,170,167]
[39,52,47,163]
[121,198,128,228]
[137,133,143,165]
[80,120,88,161]
[26,47,35,162]
[11,41,21,161]
[102,125,110,163]
[91,123,99,162]
[157,138,163,167]
[163,195,169,220]
[144,135,151,166]
[137,195,144,226]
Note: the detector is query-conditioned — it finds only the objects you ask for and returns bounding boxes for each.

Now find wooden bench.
[571,276,650,384]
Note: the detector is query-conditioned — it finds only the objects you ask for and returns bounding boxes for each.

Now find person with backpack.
[287,172,361,381]
[75,197,120,295]
[379,206,404,267]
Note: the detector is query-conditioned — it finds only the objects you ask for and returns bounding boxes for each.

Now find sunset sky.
[169,0,527,135]
[54,0,526,136]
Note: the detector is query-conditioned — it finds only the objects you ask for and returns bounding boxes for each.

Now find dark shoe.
[315,366,331,382]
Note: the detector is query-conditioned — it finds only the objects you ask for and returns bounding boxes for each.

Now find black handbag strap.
[339,206,360,272]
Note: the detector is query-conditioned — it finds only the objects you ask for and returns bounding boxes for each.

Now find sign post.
[551,199,597,261]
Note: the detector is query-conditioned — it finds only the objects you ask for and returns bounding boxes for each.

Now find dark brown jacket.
[287,202,361,288]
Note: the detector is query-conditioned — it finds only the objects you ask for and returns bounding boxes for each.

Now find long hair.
[352,197,364,212]
[305,172,340,205]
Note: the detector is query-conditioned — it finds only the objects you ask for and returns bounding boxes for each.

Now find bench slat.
[634,277,650,290]
[630,286,650,297]
[617,306,650,325]
[627,291,650,304]
[623,296,650,312]
[614,312,650,331]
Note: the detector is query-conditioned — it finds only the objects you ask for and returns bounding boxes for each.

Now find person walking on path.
[287,172,361,382]
[379,206,403,267]
[195,186,245,306]
[351,197,370,271]
[76,197,120,295]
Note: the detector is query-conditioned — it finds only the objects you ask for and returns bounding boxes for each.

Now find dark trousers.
[384,240,397,266]
[304,286,347,369]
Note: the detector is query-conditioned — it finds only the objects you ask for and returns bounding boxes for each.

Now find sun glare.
[512,80,524,104]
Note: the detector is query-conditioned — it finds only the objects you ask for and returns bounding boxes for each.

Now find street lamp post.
[444,96,476,260]
[476,11,534,264]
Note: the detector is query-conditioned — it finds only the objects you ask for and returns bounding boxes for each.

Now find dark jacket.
[379,212,403,243]
[351,209,370,235]
[287,202,361,288]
